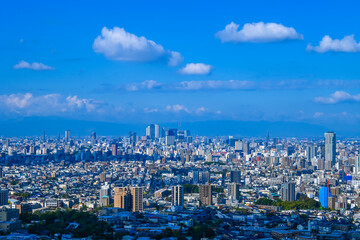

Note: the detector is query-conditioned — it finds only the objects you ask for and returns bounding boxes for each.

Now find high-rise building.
[306,145,316,161]
[111,143,117,156]
[154,124,160,139]
[319,186,329,208]
[200,171,210,184]
[99,183,111,207]
[99,172,106,182]
[65,130,71,143]
[325,131,336,171]
[0,189,8,206]
[228,183,241,201]
[281,182,295,201]
[243,141,250,155]
[171,185,184,207]
[129,132,137,147]
[230,170,241,184]
[114,187,143,212]
[91,132,96,145]
[146,124,155,140]
[192,171,200,184]
[355,156,360,175]
[199,184,212,206]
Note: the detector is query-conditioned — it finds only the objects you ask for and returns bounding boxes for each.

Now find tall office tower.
[91,132,96,145]
[65,130,71,142]
[99,183,111,207]
[130,187,143,212]
[171,185,184,207]
[165,129,176,146]
[193,171,200,184]
[146,124,155,139]
[243,141,250,154]
[319,186,329,208]
[306,145,316,161]
[154,124,160,139]
[199,184,212,206]
[281,182,295,201]
[235,141,243,151]
[228,183,241,201]
[0,189,8,206]
[111,143,117,156]
[230,170,241,184]
[43,130,46,142]
[355,156,360,175]
[324,131,336,171]
[200,171,210,184]
[318,158,325,170]
[129,132,137,147]
[114,187,143,212]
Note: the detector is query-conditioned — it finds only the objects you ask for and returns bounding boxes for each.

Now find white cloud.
[93,27,183,66]
[195,107,208,115]
[0,93,106,117]
[307,35,360,53]
[314,91,360,104]
[13,60,55,70]
[179,63,213,75]
[165,104,190,113]
[215,22,303,43]
[125,80,163,92]
[313,112,324,118]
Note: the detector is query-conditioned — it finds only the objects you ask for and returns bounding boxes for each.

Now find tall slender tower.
[324,131,336,171]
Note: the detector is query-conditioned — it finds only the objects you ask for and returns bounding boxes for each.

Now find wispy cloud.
[13,60,55,70]
[93,27,183,66]
[215,22,303,43]
[97,79,360,93]
[307,35,360,53]
[179,63,213,75]
[314,91,360,104]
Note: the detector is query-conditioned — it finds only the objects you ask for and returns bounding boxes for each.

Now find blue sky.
[2,0,360,134]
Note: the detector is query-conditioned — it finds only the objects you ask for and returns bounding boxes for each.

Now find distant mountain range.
[0,116,344,137]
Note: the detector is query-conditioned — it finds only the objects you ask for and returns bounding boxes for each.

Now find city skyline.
[2,1,360,136]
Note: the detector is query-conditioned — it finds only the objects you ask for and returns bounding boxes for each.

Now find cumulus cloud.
[0,93,106,117]
[307,35,360,53]
[125,80,163,92]
[93,27,183,66]
[165,104,190,113]
[179,63,213,75]
[13,60,55,70]
[313,112,324,118]
[215,22,303,43]
[314,91,360,104]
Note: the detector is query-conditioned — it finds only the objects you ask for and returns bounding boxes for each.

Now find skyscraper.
[324,131,336,171]
[146,124,155,140]
[319,186,329,208]
[281,182,295,201]
[230,170,241,184]
[99,183,111,207]
[154,124,160,139]
[355,156,360,175]
[171,185,184,207]
[65,130,71,143]
[199,184,212,206]
[0,189,8,206]
[91,132,96,145]
[129,132,137,147]
[114,187,143,212]
[111,143,117,156]
[228,183,241,201]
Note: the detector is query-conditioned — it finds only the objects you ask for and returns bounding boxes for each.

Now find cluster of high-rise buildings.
[0,128,360,239]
